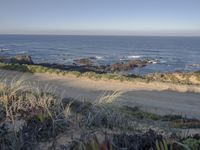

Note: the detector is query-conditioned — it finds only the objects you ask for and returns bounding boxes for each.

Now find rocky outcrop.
[106,60,152,72]
[0,55,154,74]
[187,64,200,68]
[74,58,95,66]
[0,55,34,64]
[39,58,153,73]
[73,58,154,73]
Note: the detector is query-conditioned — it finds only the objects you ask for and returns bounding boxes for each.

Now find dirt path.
[1,69,200,119]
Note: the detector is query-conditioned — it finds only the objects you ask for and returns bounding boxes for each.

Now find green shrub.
[183,138,200,150]
[70,71,82,77]
[120,106,161,120]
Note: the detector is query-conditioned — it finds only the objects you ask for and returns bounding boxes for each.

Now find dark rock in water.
[11,55,34,64]
[74,58,94,66]
[106,59,152,72]
[0,54,151,74]
[38,58,151,74]
[88,56,97,60]
[0,55,34,64]
[0,56,9,63]
[38,63,66,69]
[37,62,106,74]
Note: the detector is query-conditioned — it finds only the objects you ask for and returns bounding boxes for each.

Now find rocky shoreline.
[0,55,34,65]
[0,54,154,74]
[1,54,200,86]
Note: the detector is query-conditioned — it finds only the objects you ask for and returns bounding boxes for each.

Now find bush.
[183,138,200,150]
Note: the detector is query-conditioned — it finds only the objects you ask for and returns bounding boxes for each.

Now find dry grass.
[0,77,62,121]
[0,76,199,150]
[0,77,127,149]
[1,62,200,86]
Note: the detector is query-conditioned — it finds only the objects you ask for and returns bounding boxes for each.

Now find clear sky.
[0,0,200,36]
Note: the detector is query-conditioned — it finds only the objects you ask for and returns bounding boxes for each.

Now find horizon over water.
[0,34,200,74]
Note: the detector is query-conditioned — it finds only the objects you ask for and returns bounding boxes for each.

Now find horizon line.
[1,33,200,38]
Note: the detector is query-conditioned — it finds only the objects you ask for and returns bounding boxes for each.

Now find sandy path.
[1,69,200,119]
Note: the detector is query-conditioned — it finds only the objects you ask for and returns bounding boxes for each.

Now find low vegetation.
[1,62,200,85]
[0,77,200,149]
[145,72,200,85]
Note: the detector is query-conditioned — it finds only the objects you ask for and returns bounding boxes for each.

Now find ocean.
[0,34,200,74]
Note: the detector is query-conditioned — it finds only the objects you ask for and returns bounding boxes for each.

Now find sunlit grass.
[1,62,200,85]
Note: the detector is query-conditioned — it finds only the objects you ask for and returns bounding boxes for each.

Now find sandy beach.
[1,69,200,119]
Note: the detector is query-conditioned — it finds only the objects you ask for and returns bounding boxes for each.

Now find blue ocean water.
[0,34,200,74]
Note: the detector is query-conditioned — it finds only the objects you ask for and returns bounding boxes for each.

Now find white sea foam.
[160,60,167,63]
[120,55,141,61]
[0,48,11,52]
[127,55,141,59]
[17,51,27,54]
[95,56,104,60]
[148,60,157,64]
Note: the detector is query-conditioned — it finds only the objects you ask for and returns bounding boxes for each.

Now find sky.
[0,0,200,36]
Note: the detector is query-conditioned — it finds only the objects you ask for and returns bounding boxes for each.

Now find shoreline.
[0,62,200,90]
[0,54,200,86]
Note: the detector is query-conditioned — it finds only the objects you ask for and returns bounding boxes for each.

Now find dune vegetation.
[0,77,200,149]
[0,62,200,85]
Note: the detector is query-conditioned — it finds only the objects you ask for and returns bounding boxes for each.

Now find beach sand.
[1,69,200,118]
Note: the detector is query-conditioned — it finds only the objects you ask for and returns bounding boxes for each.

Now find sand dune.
[1,69,200,118]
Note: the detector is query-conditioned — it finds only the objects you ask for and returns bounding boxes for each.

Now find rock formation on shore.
[0,54,154,74]
[0,55,34,64]
[106,60,152,72]
[74,58,94,66]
